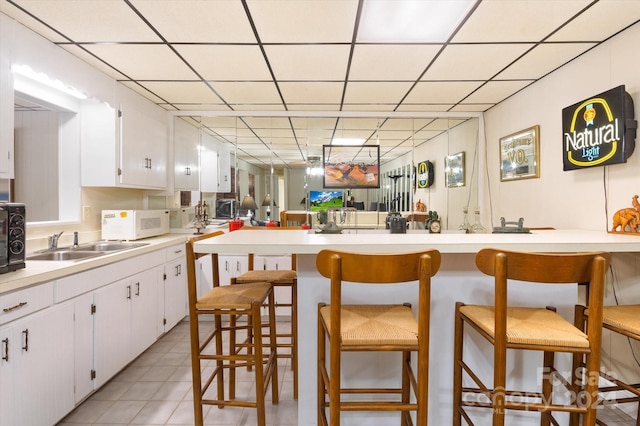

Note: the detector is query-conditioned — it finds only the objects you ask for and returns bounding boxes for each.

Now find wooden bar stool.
[453,248,610,426]
[280,210,312,227]
[315,249,441,426]
[232,226,301,399]
[185,232,279,426]
[573,304,640,425]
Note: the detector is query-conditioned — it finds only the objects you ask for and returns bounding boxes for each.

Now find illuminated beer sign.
[562,85,636,171]
[417,160,434,188]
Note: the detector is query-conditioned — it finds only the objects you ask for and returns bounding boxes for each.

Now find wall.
[484,21,640,231]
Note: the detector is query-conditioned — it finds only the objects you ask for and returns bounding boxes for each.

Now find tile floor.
[57,318,636,425]
[57,319,297,426]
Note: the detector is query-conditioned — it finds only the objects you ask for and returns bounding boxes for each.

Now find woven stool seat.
[234,269,296,284]
[197,281,271,309]
[602,304,640,337]
[320,304,419,347]
[460,305,589,348]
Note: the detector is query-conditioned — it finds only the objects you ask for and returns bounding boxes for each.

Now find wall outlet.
[82,206,91,221]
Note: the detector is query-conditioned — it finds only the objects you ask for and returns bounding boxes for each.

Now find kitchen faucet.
[48,231,64,250]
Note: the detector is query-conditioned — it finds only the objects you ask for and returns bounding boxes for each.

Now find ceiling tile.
[119,81,170,104]
[0,3,68,42]
[463,80,534,104]
[175,45,272,80]
[404,81,484,104]
[9,0,161,42]
[343,82,414,104]
[265,44,351,81]
[421,44,534,80]
[211,81,282,104]
[279,82,344,105]
[452,0,593,42]
[130,0,256,43]
[496,42,596,80]
[82,44,199,80]
[135,81,223,104]
[349,44,442,80]
[60,45,128,80]
[548,1,640,41]
[246,0,359,43]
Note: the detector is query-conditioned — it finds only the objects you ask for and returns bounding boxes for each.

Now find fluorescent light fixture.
[12,64,87,99]
[331,138,365,146]
[358,0,474,42]
[307,166,324,176]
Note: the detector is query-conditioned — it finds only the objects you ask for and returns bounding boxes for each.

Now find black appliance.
[0,203,25,274]
[6,203,25,272]
[215,199,237,219]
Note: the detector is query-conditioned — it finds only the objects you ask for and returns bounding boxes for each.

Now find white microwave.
[101,210,170,240]
[169,206,196,229]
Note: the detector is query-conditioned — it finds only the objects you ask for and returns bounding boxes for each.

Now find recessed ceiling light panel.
[358,0,475,43]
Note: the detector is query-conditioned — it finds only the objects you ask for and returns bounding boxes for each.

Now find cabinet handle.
[175,264,182,276]
[225,261,229,272]
[2,338,8,361]
[21,329,28,352]
[148,158,152,169]
[174,249,182,254]
[127,285,132,300]
[135,282,140,296]
[185,167,191,176]
[236,261,241,272]
[3,301,27,313]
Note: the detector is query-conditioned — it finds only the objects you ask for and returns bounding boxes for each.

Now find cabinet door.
[174,118,200,190]
[74,292,95,403]
[130,267,160,358]
[0,303,74,426]
[164,257,187,332]
[199,135,219,193]
[0,14,14,179]
[217,142,231,193]
[218,255,248,285]
[94,278,132,387]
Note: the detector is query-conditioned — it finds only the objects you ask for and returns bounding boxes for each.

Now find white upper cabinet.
[199,132,219,193]
[80,84,168,189]
[0,14,14,179]
[174,118,200,191]
[217,142,231,193]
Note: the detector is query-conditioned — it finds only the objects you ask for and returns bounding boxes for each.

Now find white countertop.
[0,233,190,295]
[193,228,640,255]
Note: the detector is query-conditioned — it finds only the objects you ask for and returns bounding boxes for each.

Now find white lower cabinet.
[94,266,160,388]
[0,301,75,426]
[218,254,249,285]
[255,255,293,316]
[162,245,187,333]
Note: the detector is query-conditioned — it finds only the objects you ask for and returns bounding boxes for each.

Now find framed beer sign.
[500,125,540,181]
[562,85,636,171]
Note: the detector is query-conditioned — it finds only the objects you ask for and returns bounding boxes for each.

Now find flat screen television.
[309,190,343,212]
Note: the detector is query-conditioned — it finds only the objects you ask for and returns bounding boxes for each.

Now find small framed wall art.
[445,151,465,188]
[500,125,540,181]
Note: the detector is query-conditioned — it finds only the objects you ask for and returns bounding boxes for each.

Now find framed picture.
[445,151,465,188]
[322,144,380,189]
[500,125,540,181]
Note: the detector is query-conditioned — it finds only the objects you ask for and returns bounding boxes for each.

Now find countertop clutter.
[0,233,189,295]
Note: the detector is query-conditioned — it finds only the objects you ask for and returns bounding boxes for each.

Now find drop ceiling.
[2,0,639,169]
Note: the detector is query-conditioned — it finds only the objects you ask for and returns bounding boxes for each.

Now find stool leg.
[541,350,554,426]
[401,350,410,426]
[292,279,298,400]
[252,301,267,426]
[570,305,587,426]
[453,302,464,426]
[228,313,237,400]
[268,289,280,405]
[189,311,204,426]
[318,303,327,426]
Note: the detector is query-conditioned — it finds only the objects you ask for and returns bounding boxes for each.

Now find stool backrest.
[280,211,311,226]
[185,231,225,292]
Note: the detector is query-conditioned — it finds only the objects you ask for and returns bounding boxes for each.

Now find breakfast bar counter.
[193,229,640,425]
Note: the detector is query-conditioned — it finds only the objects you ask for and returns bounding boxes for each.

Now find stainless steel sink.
[27,241,150,261]
[75,242,150,252]
[27,250,105,261]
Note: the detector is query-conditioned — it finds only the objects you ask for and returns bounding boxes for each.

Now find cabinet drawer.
[0,281,54,325]
[166,244,186,262]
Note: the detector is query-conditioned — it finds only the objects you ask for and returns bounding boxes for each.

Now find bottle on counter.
[469,208,487,234]
[459,207,471,234]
